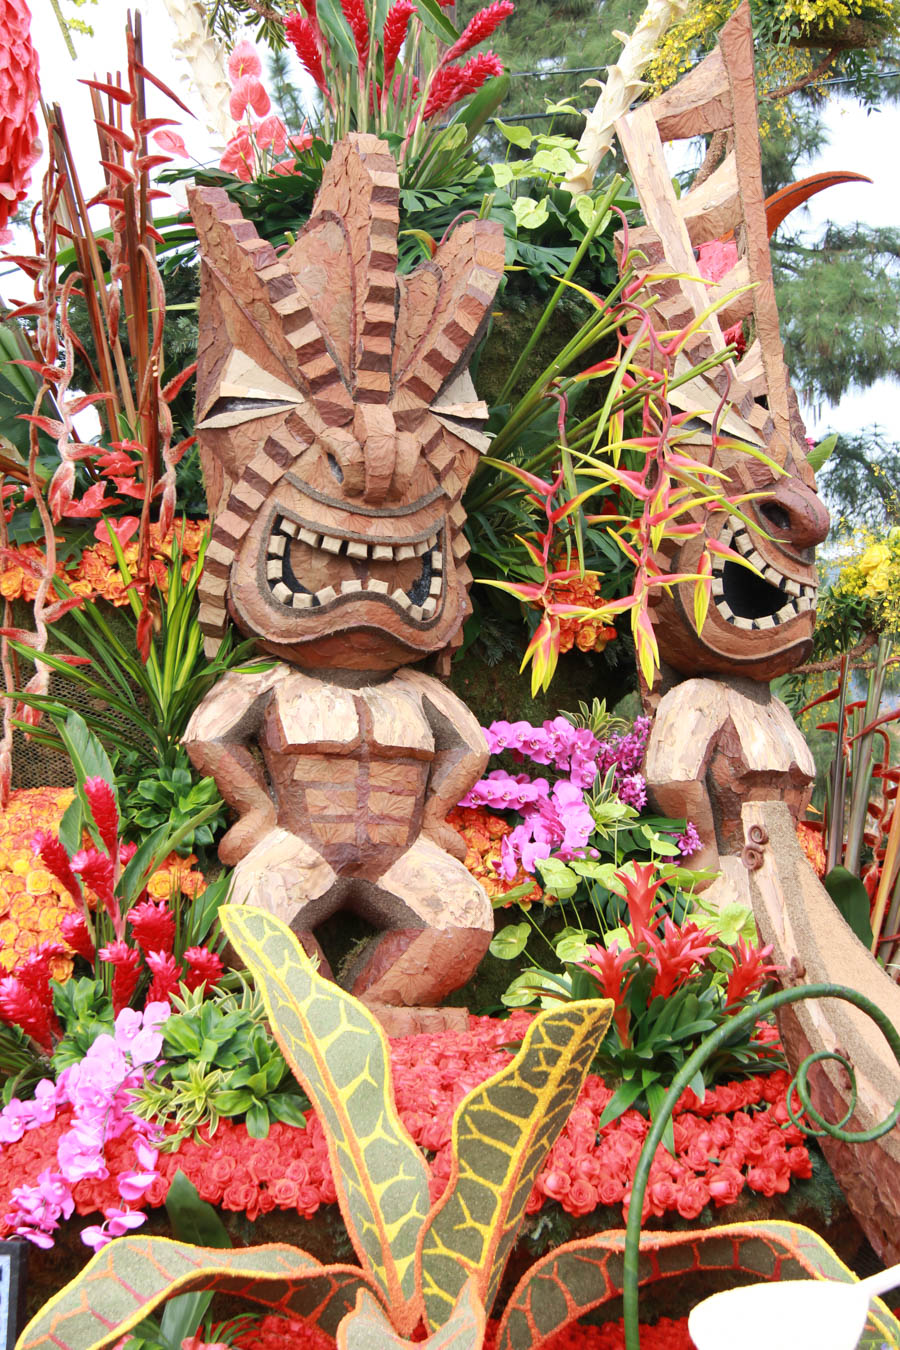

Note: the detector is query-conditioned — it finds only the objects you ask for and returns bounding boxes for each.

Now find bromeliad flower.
[643,918,716,1000]
[724,937,780,1007]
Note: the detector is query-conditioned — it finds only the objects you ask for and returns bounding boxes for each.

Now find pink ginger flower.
[60,913,95,963]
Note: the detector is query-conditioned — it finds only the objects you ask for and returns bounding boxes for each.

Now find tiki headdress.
[616,3,829,681]
[191,134,505,670]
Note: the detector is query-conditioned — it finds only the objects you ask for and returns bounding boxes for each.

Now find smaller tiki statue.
[614,3,830,903]
[183,135,505,1029]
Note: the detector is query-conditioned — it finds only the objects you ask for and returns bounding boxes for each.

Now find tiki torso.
[260,667,434,873]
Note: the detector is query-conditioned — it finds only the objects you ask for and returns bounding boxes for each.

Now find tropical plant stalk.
[844,633,892,876]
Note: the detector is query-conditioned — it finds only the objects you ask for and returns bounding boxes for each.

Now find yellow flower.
[859,542,890,575]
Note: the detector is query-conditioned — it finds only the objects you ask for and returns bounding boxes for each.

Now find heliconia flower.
[725,938,780,1007]
[32,830,82,904]
[128,900,175,956]
[341,0,370,68]
[145,950,182,1004]
[284,14,327,90]
[382,0,416,87]
[0,0,41,244]
[60,913,95,963]
[444,1,513,62]
[99,941,142,1013]
[183,946,224,993]
[227,38,262,83]
[228,75,271,122]
[83,776,119,858]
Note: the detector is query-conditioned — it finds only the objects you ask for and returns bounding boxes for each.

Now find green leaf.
[58,795,84,859]
[15,1238,375,1350]
[807,432,838,472]
[512,196,550,230]
[494,119,533,149]
[489,923,531,960]
[555,933,592,963]
[410,0,460,43]
[823,866,874,947]
[596,1078,645,1128]
[494,1221,900,1350]
[419,1000,614,1330]
[219,906,431,1333]
[268,1094,308,1129]
[535,857,578,899]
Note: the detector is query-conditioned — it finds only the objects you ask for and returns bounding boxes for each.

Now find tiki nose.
[754,476,830,557]
[354,404,398,505]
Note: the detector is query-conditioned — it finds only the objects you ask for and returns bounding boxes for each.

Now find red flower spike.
[725,938,780,1007]
[620,861,666,940]
[423,64,465,119]
[284,14,326,90]
[83,776,119,858]
[60,913,95,963]
[129,900,176,956]
[444,1,514,62]
[32,830,83,905]
[382,0,416,87]
[99,941,142,1013]
[183,947,225,994]
[145,951,182,1005]
[340,0,369,67]
[455,50,504,96]
[644,918,717,1000]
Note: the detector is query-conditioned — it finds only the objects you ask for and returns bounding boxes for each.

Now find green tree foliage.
[816,429,900,533]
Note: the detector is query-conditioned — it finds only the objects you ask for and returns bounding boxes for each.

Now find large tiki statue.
[614,4,830,896]
[183,135,505,1027]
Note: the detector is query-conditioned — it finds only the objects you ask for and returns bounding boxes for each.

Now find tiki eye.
[197,396,297,429]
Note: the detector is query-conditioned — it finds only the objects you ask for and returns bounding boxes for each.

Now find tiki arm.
[183,664,284,866]
[398,669,489,861]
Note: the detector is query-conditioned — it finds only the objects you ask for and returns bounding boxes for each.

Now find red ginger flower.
[32,830,82,905]
[284,14,327,90]
[183,947,224,993]
[99,941,142,1013]
[60,913,94,963]
[83,777,119,858]
[0,946,64,1049]
[455,50,504,96]
[423,64,465,119]
[0,0,40,244]
[341,0,370,68]
[725,937,780,1007]
[146,951,182,1004]
[444,0,513,62]
[128,900,175,956]
[382,0,416,86]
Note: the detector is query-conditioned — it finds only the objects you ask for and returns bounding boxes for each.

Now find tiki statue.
[183,135,505,1026]
[614,5,830,897]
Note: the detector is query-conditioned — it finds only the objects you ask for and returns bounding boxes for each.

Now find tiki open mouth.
[711,515,816,630]
[264,514,445,623]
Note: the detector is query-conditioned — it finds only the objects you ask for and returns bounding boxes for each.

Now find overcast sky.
[18,0,900,445]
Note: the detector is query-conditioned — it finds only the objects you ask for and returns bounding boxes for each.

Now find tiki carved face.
[191,135,505,670]
[615,2,830,682]
[652,429,830,680]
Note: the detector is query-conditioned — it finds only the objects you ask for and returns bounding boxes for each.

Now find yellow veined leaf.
[16,1238,372,1350]
[693,552,712,635]
[418,1000,614,1330]
[633,604,659,689]
[219,907,431,1333]
[337,1279,486,1350]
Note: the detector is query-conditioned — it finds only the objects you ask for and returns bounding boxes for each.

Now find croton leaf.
[418,999,613,1331]
[337,1279,486,1349]
[220,905,431,1334]
[494,1221,900,1350]
[16,1239,374,1350]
